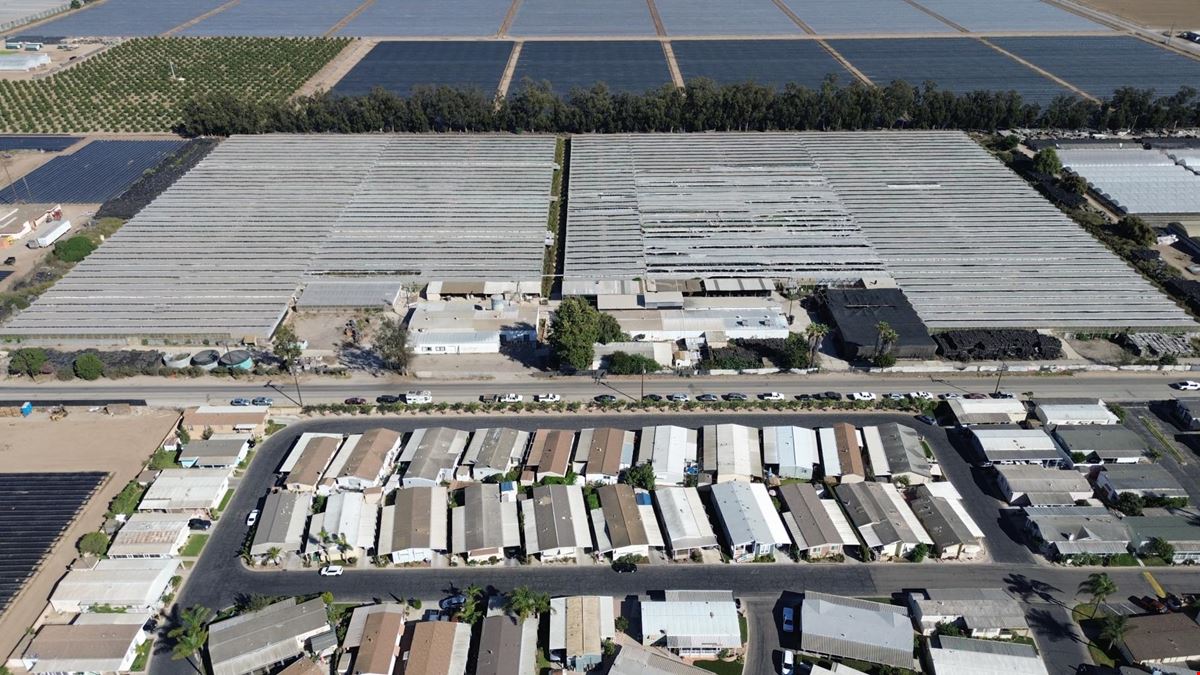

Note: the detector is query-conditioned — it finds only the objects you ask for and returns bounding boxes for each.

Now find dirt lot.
[1075,0,1200,29]
[0,408,179,661]
[1,203,101,293]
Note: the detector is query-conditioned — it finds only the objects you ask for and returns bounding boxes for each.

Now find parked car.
[404,390,433,404]
[909,391,935,400]
[612,560,638,574]
[3,256,15,265]
[246,509,259,527]
[760,392,785,401]
[848,392,877,401]
[1173,381,1200,391]
[497,393,523,403]
[319,565,344,577]
[230,398,251,406]
[534,393,561,403]
[781,606,795,632]
[1140,596,1169,614]
[643,393,663,402]
[697,393,719,402]
[916,414,937,426]
[991,391,1016,399]
[376,394,401,404]
[188,518,212,531]
[668,393,690,402]
[965,393,989,399]
[1165,594,1184,611]
[251,397,272,406]
[940,392,963,400]
[795,394,814,401]
[439,594,466,610]
[821,391,843,401]
[594,394,618,403]
[781,650,794,675]
[885,392,906,401]
[344,397,367,405]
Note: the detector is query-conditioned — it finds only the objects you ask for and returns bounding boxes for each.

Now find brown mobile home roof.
[585,428,629,476]
[531,429,575,477]
[338,428,401,481]
[598,483,648,549]
[182,407,268,429]
[353,610,404,675]
[288,436,340,487]
[402,621,463,675]
[833,423,866,478]
[777,482,842,550]
[1120,612,1200,663]
[382,486,447,554]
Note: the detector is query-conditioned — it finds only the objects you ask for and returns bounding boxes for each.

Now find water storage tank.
[490,294,506,311]
[191,350,220,371]
[162,353,192,369]
[218,350,254,370]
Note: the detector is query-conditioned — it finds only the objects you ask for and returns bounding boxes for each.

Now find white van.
[404,390,433,404]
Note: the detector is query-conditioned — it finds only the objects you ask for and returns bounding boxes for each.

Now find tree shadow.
[1005,573,1063,605]
[1025,607,1084,645]
[499,341,550,370]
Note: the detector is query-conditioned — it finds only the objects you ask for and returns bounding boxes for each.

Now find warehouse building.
[910,487,983,560]
[777,483,858,560]
[50,558,178,614]
[995,465,1093,506]
[22,613,150,675]
[331,428,402,491]
[177,436,248,468]
[877,423,931,484]
[762,426,818,480]
[107,513,192,558]
[709,481,791,561]
[653,487,719,560]
[209,598,331,675]
[946,399,1027,426]
[640,590,741,657]
[1092,463,1188,502]
[1053,425,1147,464]
[909,589,1029,639]
[603,303,790,343]
[639,425,698,486]
[592,483,661,559]
[408,300,539,355]
[971,429,1068,467]
[252,490,312,559]
[305,491,377,561]
[576,427,636,484]
[701,424,762,483]
[138,468,231,513]
[1024,507,1130,561]
[399,621,471,675]
[926,635,1049,675]
[377,486,448,564]
[458,427,529,481]
[520,484,591,561]
[1033,399,1120,426]
[400,427,468,488]
[800,592,915,671]
[836,481,932,559]
[342,604,406,675]
[524,429,576,483]
[452,482,519,563]
[822,288,937,360]
[476,615,537,675]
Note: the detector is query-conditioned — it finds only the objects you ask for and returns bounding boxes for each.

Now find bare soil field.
[1075,0,1200,29]
[0,408,179,661]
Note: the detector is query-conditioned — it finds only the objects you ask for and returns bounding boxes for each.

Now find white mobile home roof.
[461,427,530,478]
[947,398,1027,425]
[800,592,914,670]
[50,559,177,612]
[378,486,449,556]
[929,635,1049,675]
[1034,401,1120,426]
[138,468,230,511]
[972,429,1064,463]
[862,426,889,476]
[702,424,762,482]
[640,425,698,485]
[818,427,842,476]
[653,487,719,553]
[762,426,818,478]
[401,427,469,486]
[306,491,377,554]
[106,513,192,557]
[709,481,790,549]
[640,591,741,652]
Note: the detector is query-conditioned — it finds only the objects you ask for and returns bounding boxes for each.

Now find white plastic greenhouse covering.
[1060,147,1200,215]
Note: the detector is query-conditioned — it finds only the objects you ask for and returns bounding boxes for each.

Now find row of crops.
[0,36,349,133]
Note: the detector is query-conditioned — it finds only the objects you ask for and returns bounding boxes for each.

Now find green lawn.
[695,659,743,675]
[130,640,151,671]
[1070,603,1121,668]
[181,533,209,557]
[212,488,234,519]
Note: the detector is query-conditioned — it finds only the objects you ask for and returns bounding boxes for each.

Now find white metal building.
[652,486,719,560]
[138,468,231,513]
[701,424,762,483]
[639,590,741,657]
[107,513,192,559]
[49,559,178,613]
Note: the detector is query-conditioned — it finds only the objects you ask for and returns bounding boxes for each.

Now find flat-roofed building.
[909,589,1029,639]
[640,590,741,657]
[408,300,539,355]
[107,513,192,558]
[995,465,1093,506]
[709,481,791,560]
[549,596,615,672]
[520,484,591,561]
[762,426,817,480]
[653,486,719,560]
[525,429,576,483]
[639,425,698,486]
[910,486,983,560]
[398,621,471,675]
[138,468,231,513]
[777,483,858,559]
[334,428,403,491]
[50,558,178,614]
[349,605,405,675]
[576,427,635,484]
[1117,612,1200,668]
[305,491,377,561]
[251,490,311,559]
[378,486,448,564]
[972,429,1068,467]
[927,635,1049,675]
[1093,463,1188,502]
[1034,399,1119,427]
[836,481,932,559]
[459,427,529,481]
[832,422,865,483]
[22,613,149,675]
[181,405,270,436]
[946,399,1027,426]
[701,424,761,483]
[451,482,519,562]
[591,483,656,559]
[400,427,468,488]
[208,598,331,675]
[285,435,342,493]
[178,436,249,468]
[1024,507,1130,561]
[878,423,931,484]
[1053,425,1147,464]
[800,592,915,671]
[476,615,537,675]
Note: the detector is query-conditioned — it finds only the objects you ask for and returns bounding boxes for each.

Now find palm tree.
[504,586,551,620]
[805,322,829,366]
[168,605,212,670]
[457,585,485,624]
[266,546,282,566]
[1099,614,1128,649]
[1080,572,1117,618]
[875,321,898,358]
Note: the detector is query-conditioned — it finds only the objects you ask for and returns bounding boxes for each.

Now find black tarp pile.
[935,330,1063,361]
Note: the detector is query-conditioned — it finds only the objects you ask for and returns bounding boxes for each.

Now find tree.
[1032,148,1062,175]
[504,586,551,619]
[265,546,282,565]
[168,605,212,665]
[1059,172,1088,195]
[77,531,109,556]
[1145,537,1175,562]
[1113,215,1154,247]
[53,236,96,263]
[621,462,656,491]
[934,621,964,637]
[908,543,929,563]
[1099,614,1128,649]
[596,311,626,344]
[873,321,899,366]
[8,347,48,378]
[73,353,104,380]
[1080,572,1117,618]
[606,351,661,375]
[272,323,302,373]
[373,317,412,373]
[1114,492,1144,516]
[549,297,606,371]
[780,332,809,370]
[804,323,829,367]
[456,584,485,625]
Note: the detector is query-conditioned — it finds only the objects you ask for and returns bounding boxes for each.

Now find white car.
[246,509,259,527]
[319,565,344,577]
[886,392,906,401]
[909,391,935,400]
[498,393,524,403]
[668,393,690,402]
[848,392,877,401]
[780,650,794,675]
[534,393,561,403]
[1174,381,1200,391]
[941,392,963,400]
[760,392,785,401]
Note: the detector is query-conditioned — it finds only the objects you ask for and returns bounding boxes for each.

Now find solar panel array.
[671,40,851,89]
[785,0,954,34]
[332,41,513,97]
[0,140,184,205]
[0,135,80,152]
[826,38,1071,105]
[565,134,887,283]
[0,472,106,613]
[4,135,557,339]
[509,0,656,37]
[180,0,362,36]
[29,0,230,37]
[510,41,673,96]
[1059,147,1200,215]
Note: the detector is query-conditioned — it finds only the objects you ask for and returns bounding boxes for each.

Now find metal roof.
[208,598,330,675]
[107,512,191,557]
[973,429,1065,463]
[878,423,931,479]
[521,484,591,555]
[138,468,230,511]
[578,427,636,477]
[777,482,855,551]
[1053,425,1147,459]
[913,589,1027,633]
[1060,146,1200,215]
[910,492,980,550]
[451,482,520,555]
[49,559,177,610]
[597,483,650,549]
[1119,613,1200,663]
[640,591,741,651]
[929,635,1049,675]
[800,592,914,670]
[1096,463,1187,495]
[378,486,448,555]
[25,617,147,674]
[476,615,537,675]
[762,426,818,478]
[461,427,530,477]
[401,427,468,486]
[639,426,698,486]
[701,424,762,482]
[835,481,931,548]
[1026,510,1130,555]
[653,487,719,553]
[709,481,790,549]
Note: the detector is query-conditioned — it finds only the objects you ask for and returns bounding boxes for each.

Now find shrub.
[73,353,104,380]
[53,236,96,263]
[77,531,109,556]
[8,348,48,377]
[606,351,661,375]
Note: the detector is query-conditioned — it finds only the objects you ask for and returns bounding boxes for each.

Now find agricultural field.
[332,41,513,97]
[510,41,673,97]
[785,0,954,34]
[1075,0,1199,29]
[671,40,851,89]
[0,139,184,204]
[0,37,349,133]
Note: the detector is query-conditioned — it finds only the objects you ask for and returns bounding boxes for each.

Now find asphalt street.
[149,411,1200,675]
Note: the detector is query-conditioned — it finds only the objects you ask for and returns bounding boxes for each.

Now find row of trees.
[178,79,1200,137]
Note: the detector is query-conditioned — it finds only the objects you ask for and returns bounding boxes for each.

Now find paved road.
[0,370,1191,407]
[149,411,1198,675]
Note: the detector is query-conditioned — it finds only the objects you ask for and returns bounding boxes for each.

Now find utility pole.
[292,365,304,407]
[640,365,645,401]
